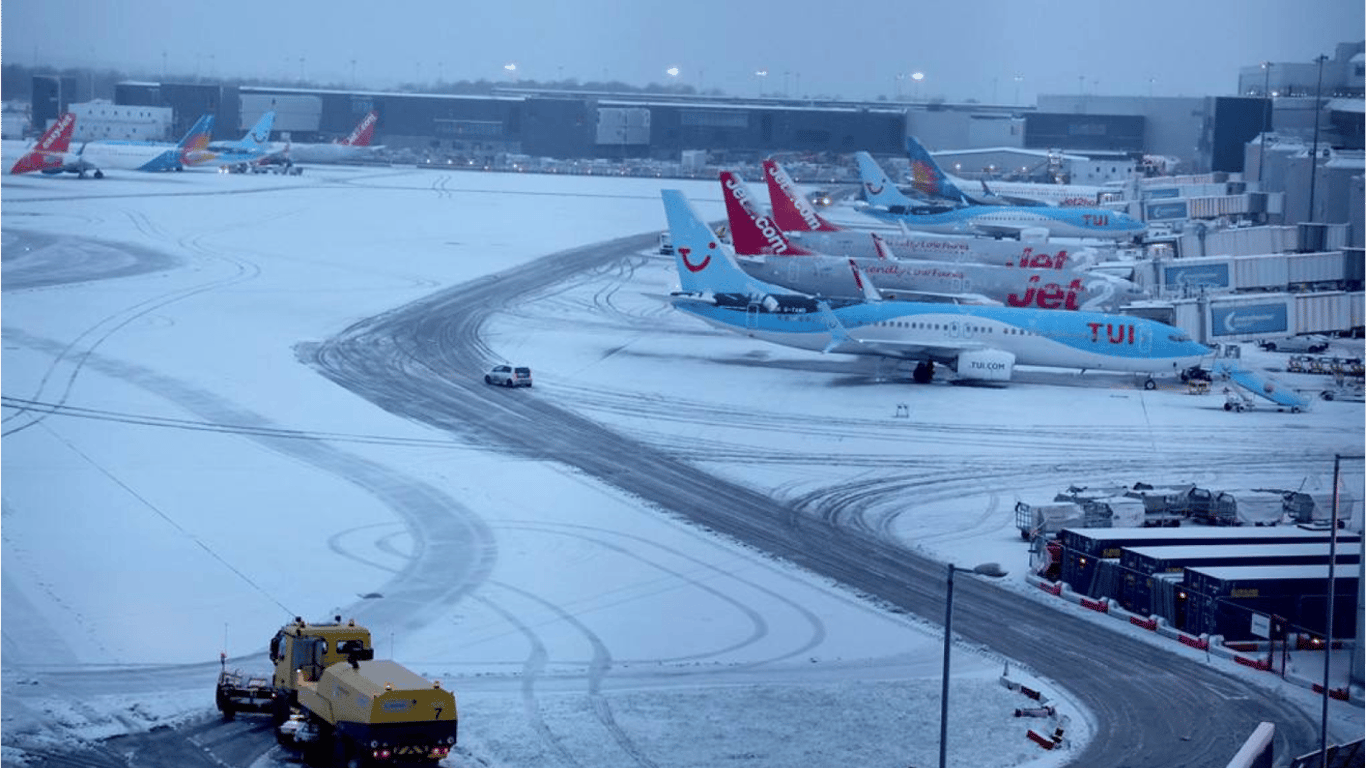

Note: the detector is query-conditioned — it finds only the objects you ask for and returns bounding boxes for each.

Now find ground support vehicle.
[215,656,273,720]
[1257,336,1330,354]
[484,365,532,387]
[1014,501,1085,540]
[216,616,457,766]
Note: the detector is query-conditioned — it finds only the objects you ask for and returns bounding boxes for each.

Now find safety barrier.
[1025,573,1361,704]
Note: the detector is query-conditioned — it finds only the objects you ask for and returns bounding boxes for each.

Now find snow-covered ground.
[2,145,1362,766]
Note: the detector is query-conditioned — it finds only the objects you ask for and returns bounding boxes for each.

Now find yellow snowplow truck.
[218,616,457,766]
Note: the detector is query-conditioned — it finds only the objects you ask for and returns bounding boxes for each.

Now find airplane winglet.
[869,232,894,261]
[847,259,883,302]
[817,300,853,353]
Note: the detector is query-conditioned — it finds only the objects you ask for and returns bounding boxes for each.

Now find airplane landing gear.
[912,361,935,384]
[1143,377,1156,390]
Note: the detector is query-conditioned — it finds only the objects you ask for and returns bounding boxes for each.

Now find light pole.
[1319,453,1362,768]
[1307,54,1328,223]
[938,563,954,768]
[1013,74,1023,106]
[911,71,924,102]
[1259,62,1272,183]
[754,69,768,97]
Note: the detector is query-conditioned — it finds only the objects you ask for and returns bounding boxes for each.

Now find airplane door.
[1137,323,1152,354]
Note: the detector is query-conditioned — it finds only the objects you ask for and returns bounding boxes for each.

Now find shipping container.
[1118,542,1361,615]
[1057,526,1361,597]
[1181,563,1359,640]
[1059,526,1361,560]
[1231,490,1292,526]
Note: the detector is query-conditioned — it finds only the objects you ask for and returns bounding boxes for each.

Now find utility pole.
[1259,62,1272,183]
[1319,454,1362,768]
[938,563,955,768]
[1307,54,1328,223]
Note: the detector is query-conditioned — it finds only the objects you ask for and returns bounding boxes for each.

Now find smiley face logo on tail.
[679,242,715,273]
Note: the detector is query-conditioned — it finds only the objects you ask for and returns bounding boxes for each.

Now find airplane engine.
[956,349,1015,382]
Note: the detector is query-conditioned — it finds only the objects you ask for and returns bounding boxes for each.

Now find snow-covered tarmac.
[2,151,1361,766]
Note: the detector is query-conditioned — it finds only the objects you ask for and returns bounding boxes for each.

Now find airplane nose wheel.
[1143,377,1156,390]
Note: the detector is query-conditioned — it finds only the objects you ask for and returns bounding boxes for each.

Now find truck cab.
[270,616,374,692]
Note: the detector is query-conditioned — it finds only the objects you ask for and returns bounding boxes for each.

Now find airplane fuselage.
[785,229,1097,269]
[62,141,188,173]
[670,294,1208,376]
[736,254,1143,311]
[272,142,377,164]
[967,177,1110,207]
[862,203,1147,241]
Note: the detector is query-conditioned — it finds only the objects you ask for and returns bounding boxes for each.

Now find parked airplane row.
[901,135,1119,208]
[9,110,380,178]
[853,150,1147,241]
[727,161,1144,311]
[659,186,1207,387]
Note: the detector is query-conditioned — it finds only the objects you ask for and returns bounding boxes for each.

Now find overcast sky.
[4,0,1362,103]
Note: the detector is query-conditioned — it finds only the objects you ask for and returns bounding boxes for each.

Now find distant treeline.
[1,62,709,105]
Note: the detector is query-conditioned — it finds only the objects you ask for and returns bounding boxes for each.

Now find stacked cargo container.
[1181,564,1359,640]
[1117,542,1361,615]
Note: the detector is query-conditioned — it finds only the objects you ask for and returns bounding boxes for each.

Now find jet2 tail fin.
[904,135,971,205]
[661,190,775,296]
[762,159,840,232]
[854,152,915,209]
[719,170,813,257]
[10,112,75,174]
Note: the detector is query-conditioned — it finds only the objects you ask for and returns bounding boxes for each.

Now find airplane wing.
[876,290,1002,306]
[967,222,1030,239]
[825,333,987,362]
[975,179,1052,208]
[815,301,986,362]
